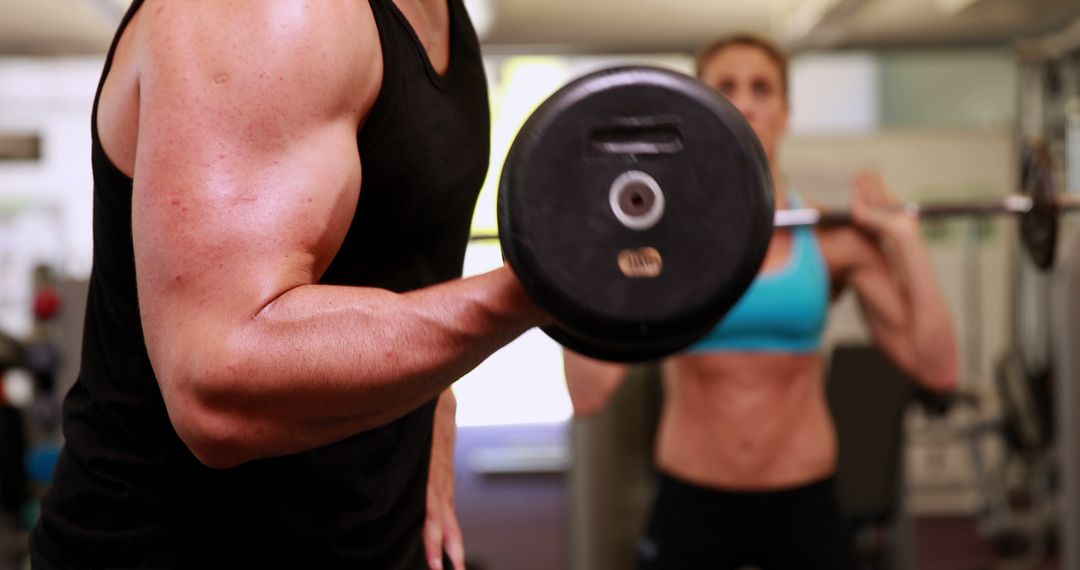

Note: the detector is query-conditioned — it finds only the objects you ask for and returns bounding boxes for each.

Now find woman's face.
[698,44,789,162]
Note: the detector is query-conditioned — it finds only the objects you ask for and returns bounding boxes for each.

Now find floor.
[915,516,1060,570]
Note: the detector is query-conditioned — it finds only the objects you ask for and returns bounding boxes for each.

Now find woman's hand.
[850,171,919,239]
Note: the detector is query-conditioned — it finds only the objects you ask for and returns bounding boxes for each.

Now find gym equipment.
[474,143,1075,272]
[32,288,61,321]
[23,342,60,388]
[472,66,1076,360]
[497,66,773,361]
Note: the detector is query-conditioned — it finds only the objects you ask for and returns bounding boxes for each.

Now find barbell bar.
[470,194,1080,241]
[779,194,1080,226]
[476,141,1075,272]
[472,194,1079,235]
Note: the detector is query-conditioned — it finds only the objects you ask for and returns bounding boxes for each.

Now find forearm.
[886,224,959,390]
[431,389,457,470]
[562,350,629,416]
[168,267,537,467]
[425,388,462,570]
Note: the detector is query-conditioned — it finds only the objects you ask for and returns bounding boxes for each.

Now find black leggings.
[637,471,858,570]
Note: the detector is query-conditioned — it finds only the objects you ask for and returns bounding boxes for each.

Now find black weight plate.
[499,66,773,360]
[1020,143,1057,271]
[542,319,719,363]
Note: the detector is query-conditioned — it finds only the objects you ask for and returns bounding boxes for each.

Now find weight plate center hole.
[610,171,666,230]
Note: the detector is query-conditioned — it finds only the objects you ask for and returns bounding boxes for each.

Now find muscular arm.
[562,351,630,416]
[132,2,542,469]
[836,174,959,392]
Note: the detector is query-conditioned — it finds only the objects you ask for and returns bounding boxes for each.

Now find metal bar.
[467,194,1080,241]
[1053,232,1080,570]
[775,196,1036,228]
[776,194,1080,228]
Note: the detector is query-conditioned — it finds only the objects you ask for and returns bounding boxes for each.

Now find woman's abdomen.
[655,352,837,490]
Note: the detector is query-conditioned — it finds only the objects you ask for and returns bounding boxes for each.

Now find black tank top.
[31,1,489,567]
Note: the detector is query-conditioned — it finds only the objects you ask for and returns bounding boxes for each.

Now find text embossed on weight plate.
[618,247,663,278]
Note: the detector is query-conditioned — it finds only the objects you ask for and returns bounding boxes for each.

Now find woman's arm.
[562,351,631,416]
[831,172,959,392]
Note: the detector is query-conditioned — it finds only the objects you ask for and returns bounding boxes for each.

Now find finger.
[854,171,877,194]
[870,179,889,203]
[859,170,883,189]
[424,517,445,570]
[871,176,898,206]
[855,172,891,205]
[444,517,466,570]
[854,171,869,191]
[854,177,874,201]
[852,184,870,213]
[865,182,886,206]
[864,183,895,211]
[851,185,868,208]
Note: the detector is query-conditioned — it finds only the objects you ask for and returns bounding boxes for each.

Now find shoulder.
[138,1,379,60]
[135,0,381,119]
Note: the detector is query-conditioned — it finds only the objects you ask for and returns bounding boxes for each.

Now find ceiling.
[1,0,1079,57]
[0,0,125,56]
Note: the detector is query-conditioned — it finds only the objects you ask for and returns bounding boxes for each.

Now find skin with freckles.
[565,40,959,492]
[87,1,529,568]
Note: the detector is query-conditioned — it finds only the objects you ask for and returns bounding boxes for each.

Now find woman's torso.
[658,194,851,491]
[659,350,836,490]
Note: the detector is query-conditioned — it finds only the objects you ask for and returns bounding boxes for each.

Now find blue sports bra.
[688,193,830,353]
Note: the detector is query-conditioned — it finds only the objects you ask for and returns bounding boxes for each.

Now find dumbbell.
[493,66,774,362]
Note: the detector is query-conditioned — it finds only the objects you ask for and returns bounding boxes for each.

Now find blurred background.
[3,0,1080,569]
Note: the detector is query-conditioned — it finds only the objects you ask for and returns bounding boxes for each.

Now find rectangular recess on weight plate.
[587,114,684,156]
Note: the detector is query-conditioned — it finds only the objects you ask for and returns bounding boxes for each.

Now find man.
[30,1,545,568]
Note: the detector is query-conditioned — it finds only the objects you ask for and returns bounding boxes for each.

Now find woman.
[563,34,959,570]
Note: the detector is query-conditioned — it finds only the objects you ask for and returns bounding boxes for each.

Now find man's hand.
[424,390,464,570]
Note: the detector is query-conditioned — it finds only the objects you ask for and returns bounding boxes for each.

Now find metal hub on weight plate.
[609,170,666,230]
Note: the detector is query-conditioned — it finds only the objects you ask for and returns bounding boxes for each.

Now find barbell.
[476,192,1079,258]
[476,65,1075,362]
